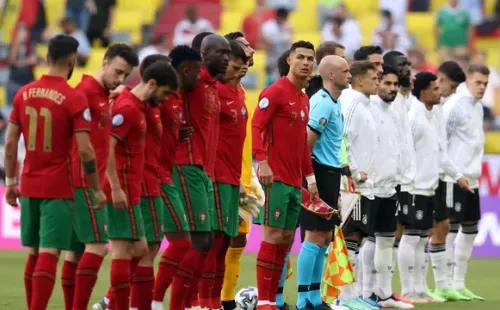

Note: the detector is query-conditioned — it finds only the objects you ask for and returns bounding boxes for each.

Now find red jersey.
[174,67,219,174]
[102,88,147,206]
[71,75,111,189]
[141,106,163,197]
[214,82,247,186]
[159,92,184,184]
[9,75,91,199]
[252,77,313,188]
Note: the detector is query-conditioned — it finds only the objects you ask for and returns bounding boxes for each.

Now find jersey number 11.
[25,106,52,152]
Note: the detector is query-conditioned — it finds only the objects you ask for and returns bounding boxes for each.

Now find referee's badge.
[319,117,328,128]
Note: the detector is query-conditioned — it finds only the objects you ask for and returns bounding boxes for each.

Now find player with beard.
[62,43,139,310]
[366,65,413,309]
[353,46,384,80]
[169,34,230,310]
[252,41,318,309]
[102,61,178,310]
[4,35,106,310]
[442,65,488,301]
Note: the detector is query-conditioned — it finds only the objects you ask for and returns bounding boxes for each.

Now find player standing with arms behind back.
[4,34,106,310]
[252,41,318,309]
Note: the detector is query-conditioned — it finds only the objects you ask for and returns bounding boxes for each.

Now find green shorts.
[74,188,108,244]
[161,183,190,233]
[173,165,213,232]
[213,183,240,237]
[20,197,74,250]
[140,196,164,243]
[106,203,145,241]
[258,181,302,230]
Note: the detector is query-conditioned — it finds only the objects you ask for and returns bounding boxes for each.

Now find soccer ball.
[235,286,258,310]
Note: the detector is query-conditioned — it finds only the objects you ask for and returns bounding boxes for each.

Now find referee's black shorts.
[300,160,341,240]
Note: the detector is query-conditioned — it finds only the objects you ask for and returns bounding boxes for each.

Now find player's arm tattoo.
[83,159,97,175]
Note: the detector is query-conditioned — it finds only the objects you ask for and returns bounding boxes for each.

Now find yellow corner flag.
[321,227,356,303]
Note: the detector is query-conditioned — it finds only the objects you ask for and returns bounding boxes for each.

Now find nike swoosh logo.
[289,102,296,106]
[99,102,106,107]
[227,100,234,105]
[155,114,160,118]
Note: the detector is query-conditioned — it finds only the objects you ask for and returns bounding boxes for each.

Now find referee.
[295,55,351,310]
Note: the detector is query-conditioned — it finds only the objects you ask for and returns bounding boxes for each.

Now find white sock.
[104,297,110,305]
[356,244,363,297]
[453,224,478,290]
[361,237,376,298]
[424,242,430,290]
[340,241,359,301]
[430,243,448,290]
[446,224,459,287]
[151,300,164,310]
[130,308,138,310]
[391,240,399,286]
[398,232,420,295]
[414,236,428,294]
[375,234,395,299]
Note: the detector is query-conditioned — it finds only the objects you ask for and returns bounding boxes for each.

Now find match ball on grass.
[235,286,258,310]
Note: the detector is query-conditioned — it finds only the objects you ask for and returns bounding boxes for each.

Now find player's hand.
[179,126,194,140]
[347,176,356,192]
[5,185,20,207]
[109,85,125,99]
[358,171,368,183]
[257,160,273,187]
[92,189,107,210]
[457,176,474,193]
[111,187,128,209]
[239,183,248,205]
[308,182,319,202]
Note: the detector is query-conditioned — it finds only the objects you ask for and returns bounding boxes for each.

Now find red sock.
[24,254,37,309]
[110,259,131,310]
[62,260,78,310]
[211,236,231,308]
[256,242,277,302]
[105,287,114,310]
[129,256,141,308]
[152,239,192,302]
[72,253,104,310]
[185,252,208,308]
[199,235,223,307]
[131,266,155,310]
[31,252,58,310]
[269,244,289,303]
[169,248,206,310]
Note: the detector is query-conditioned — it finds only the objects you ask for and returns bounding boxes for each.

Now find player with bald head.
[295,55,351,310]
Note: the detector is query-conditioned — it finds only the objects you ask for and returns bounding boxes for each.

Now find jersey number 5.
[25,106,52,152]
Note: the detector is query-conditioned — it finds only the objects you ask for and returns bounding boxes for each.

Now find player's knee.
[85,242,108,257]
[191,232,213,252]
[28,247,39,256]
[231,234,247,248]
[110,240,133,259]
[64,250,82,263]
[133,239,149,258]
[282,229,295,245]
[39,248,60,257]
[262,226,284,244]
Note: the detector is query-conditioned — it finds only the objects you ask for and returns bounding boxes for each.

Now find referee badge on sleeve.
[258,98,270,109]
[319,117,328,128]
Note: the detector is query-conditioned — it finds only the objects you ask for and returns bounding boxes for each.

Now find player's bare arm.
[4,122,21,207]
[75,131,106,209]
[106,136,127,209]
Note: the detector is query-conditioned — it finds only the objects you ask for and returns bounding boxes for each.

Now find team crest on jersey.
[112,114,124,127]
[199,211,207,223]
[319,117,328,128]
[241,107,247,117]
[300,110,305,121]
[83,108,92,122]
[416,210,423,220]
[258,98,269,109]
[454,202,462,212]
[274,209,282,221]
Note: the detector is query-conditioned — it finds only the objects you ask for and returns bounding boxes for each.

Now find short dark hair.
[140,54,171,76]
[191,31,213,53]
[276,7,289,18]
[142,61,179,90]
[316,41,344,65]
[290,40,315,53]
[412,71,437,99]
[305,75,323,98]
[48,34,79,63]
[381,64,399,78]
[224,31,244,40]
[353,45,383,61]
[381,9,392,18]
[438,61,466,84]
[277,50,291,77]
[467,64,490,76]
[104,43,139,67]
[350,61,376,78]
[169,45,201,70]
[229,40,248,63]
[383,50,405,65]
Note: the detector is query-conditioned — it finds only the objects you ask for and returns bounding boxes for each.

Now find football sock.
[110,259,130,310]
[339,240,358,302]
[132,266,154,310]
[424,242,430,290]
[276,252,290,307]
[31,253,58,310]
[62,260,77,310]
[256,241,277,305]
[414,235,429,293]
[270,244,289,303]
[453,223,478,290]
[73,252,104,310]
[169,248,206,310]
[430,243,447,289]
[309,245,328,306]
[129,256,142,309]
[375,234,395,299]
[391,239,399,284]
[445,223,459,287]
[361,237,376,299]
[199,235,223,307]
[355,245,362,297]
[211,236,231,308]
[24,253,37,309]
[221,246,244,302]
[152,238,192,307]
[297,241,320,308]
[398,231,420,295]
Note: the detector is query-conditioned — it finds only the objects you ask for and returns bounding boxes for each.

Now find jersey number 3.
[25,106,52,152]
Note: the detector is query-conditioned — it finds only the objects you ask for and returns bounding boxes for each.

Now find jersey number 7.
[25,106,52,152]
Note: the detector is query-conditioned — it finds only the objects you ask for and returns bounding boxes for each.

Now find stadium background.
[0,0,499,308]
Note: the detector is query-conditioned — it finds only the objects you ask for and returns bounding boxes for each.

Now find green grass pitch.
[0,251,497,309]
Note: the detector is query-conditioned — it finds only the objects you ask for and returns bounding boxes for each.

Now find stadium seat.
[221,0,255,14]
[112,10,144,44]
[407,13,435,50]
[293,32,321,49]
[290,7,318,32]
[45,0,65,26]
[85,48,107,72]
[0,86,6,107]
[219,11,245,34]
[345,0,378,17]
[431,0,448,12]
[358,14,380,45]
